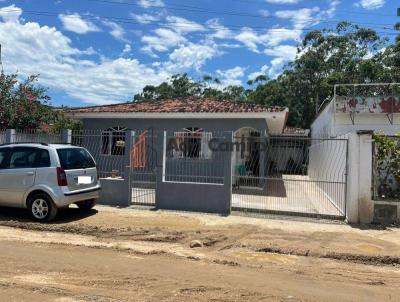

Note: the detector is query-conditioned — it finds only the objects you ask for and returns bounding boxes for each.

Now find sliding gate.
[231,135,348,219]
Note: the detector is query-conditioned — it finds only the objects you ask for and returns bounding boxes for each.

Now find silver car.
[0,143,101,221]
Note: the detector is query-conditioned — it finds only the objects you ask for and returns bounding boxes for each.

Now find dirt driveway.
[0,205,399,301]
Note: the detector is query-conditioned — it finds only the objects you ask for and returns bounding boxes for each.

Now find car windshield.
[57,148,96,170]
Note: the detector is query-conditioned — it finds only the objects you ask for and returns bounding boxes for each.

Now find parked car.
[0,143,101,222]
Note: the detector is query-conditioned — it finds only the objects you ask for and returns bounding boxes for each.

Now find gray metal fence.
[232,135,348,219]
[163,130,229,185]
[0,130,5,145]
[0,127,350,219]
[15,129,63,144]
[72,129,126,179]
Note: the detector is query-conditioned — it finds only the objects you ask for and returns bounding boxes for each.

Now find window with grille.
[101,126,127,156]
[173,128,212,159]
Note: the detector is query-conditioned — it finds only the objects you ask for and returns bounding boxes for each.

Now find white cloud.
[268,57,286,78]
[356,0,385,10]
[216,66,246,87]
[259,9,270,17]
[122,44,132,55]
[0,6,172,105]
[234,27,301,52]
[131,13,161,24]
[235,28,262,53]
[248,65,269,81]
[206,19,233,40]
[264,45,298,60]
[166,42,220,71]
[165,16,206,34]
[275,7,320,29]
[0,4,22,23]
[102,20,128,42]
[59,13,100,34]
[138,0,164,8]
[141,28,186,54]
[265,0,300,3]
[263,45,299,78]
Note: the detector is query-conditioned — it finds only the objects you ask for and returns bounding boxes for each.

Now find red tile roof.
[63,98,286,114]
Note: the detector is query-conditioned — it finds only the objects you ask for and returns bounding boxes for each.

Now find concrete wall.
[157,131,232,215]
[311,101,335,139]
[312,99,400,138]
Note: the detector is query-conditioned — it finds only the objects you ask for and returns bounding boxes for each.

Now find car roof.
[0,143,84,149]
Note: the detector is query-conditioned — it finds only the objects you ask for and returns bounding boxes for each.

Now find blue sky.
[0,0,398,107]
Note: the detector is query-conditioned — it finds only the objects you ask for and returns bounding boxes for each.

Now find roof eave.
[66,110,289,120]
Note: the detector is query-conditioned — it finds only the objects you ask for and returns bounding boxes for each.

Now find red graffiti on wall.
[379,97,400,113]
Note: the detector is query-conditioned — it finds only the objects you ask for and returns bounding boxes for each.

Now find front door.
[0,147,38,207]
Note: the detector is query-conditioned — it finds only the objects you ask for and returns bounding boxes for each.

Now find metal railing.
[14,129,63,144]
[163,130,229,185]
[72,129,126,179]
[232,134,348,218]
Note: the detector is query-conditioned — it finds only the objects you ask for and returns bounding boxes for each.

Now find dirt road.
[0,206,399,301]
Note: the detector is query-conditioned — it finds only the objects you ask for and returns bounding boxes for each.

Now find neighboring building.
[312,93,400,138]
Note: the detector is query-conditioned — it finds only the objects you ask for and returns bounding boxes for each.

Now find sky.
[0,0,398,107]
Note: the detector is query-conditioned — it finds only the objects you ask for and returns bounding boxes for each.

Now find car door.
[0,147,39,207]
[0,147,11,205]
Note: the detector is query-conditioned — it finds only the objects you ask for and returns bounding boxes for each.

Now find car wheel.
[29,193,58,222]
[76,199,96,211]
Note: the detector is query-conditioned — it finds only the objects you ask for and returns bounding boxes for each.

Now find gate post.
[5,129,15,143]
[61,129,72,144]
[346,131,374,224]
[97,130,135,207]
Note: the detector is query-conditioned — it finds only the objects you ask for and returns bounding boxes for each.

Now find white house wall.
[312,97,400,138]
[311,101,334,138]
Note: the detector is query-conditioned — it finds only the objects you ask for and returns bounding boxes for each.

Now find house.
[64,97,289,179]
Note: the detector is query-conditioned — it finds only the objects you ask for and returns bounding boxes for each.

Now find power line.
[88,0,396,27]
[1,7,398,36]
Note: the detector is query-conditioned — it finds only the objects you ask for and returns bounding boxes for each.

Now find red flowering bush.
[0,72,79,130]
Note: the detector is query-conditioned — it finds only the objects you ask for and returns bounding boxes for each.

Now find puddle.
[356,244,383,254]
[234,251,298,264]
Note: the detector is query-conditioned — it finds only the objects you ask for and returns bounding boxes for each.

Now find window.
[37,149,51,168]
[57,148,96,170]
[102,126,127,156]
[173,128,212,159]
[9,147,38,169]
[0,148,9,169]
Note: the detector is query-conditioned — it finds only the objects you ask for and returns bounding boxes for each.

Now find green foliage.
[0,72,54,129]
[0,72,80,130]
[373,132,400,185]
[132,22,399,128]
[53,111,83,131]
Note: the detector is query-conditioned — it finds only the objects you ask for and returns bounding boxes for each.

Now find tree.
[134,74,203,101]
[0,72,54,129]
[247,22,390,127]
[131,22,399,128]
[0,72,80,130]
